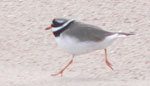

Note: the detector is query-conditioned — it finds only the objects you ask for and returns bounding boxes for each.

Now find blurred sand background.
[0,0,150,86]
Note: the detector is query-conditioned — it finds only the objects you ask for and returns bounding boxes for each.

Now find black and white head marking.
[51,19,74,37]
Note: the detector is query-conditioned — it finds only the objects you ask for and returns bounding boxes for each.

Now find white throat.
[52,19,74,32]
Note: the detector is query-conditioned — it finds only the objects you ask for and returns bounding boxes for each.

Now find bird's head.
[45,18,69,30]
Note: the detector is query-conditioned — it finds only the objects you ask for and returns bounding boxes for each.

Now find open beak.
[45,25,52,30]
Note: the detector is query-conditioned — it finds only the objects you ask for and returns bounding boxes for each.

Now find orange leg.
[104,49,113,70]
[51,55,74,77]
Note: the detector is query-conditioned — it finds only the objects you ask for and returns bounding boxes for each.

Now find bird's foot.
[51,70,64,77]
[106,60,113,70]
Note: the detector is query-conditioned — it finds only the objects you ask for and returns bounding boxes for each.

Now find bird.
[45,18,134,76]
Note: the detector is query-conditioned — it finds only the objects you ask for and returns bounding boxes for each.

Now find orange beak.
[45,25,52,30]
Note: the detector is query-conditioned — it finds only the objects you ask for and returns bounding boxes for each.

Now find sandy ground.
[0,0,150,86]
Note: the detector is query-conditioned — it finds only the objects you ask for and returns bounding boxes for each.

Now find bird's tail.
[116,32,135,37]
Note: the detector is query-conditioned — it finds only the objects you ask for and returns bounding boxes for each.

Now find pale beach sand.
[0,0,150,86]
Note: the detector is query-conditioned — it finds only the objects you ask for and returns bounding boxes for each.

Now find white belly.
[55,34,118,55]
